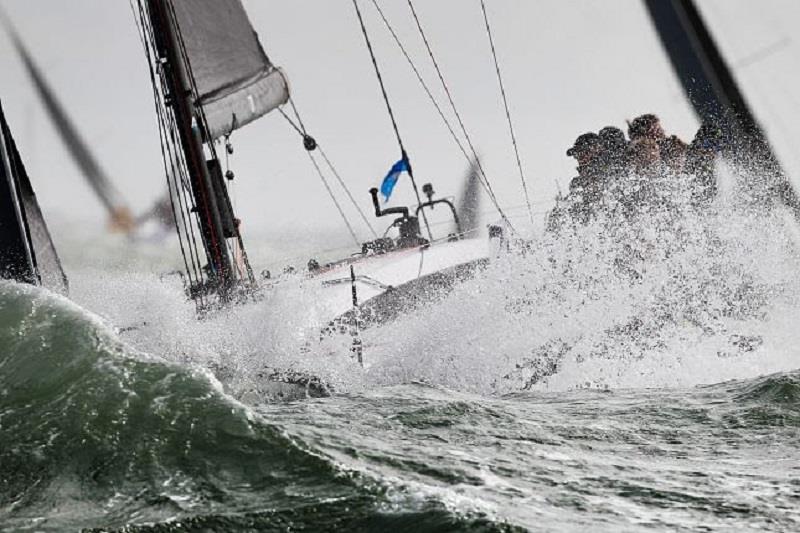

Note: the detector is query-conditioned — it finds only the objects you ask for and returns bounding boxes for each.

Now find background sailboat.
[0,99,67,294]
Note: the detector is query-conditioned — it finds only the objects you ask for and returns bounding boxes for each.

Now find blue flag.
[380,158,409,202]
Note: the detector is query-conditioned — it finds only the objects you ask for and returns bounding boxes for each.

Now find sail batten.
[170,0,289,139]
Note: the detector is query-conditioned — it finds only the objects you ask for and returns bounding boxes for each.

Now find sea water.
[1,186,799,531]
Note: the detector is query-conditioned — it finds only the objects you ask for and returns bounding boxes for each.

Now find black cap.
[598,126,626,148]
[566,132,600,157]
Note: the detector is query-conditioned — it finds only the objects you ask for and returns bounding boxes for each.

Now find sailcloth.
[171,0,289,140]
[643,0,800,215]
[0,100,68,294]
[694,0,800,198]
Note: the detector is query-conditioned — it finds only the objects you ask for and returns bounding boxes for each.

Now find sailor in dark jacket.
[565,132,604,223]
[686,123,723,204]
[546,133,603,231]
[597,126,629,177]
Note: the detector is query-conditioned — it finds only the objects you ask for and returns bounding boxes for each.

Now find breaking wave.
[50,168,800,400]
[363,176,800,394]
[0,283,508,531]
[1,283,797,530]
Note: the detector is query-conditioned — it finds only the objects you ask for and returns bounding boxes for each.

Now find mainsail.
[0,100,68,294]
[135,0,289,308]
[170,0,289,140]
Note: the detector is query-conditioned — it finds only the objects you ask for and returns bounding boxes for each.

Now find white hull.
[308,237,491,325]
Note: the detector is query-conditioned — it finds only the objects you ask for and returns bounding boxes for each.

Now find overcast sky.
[1,1,799,246]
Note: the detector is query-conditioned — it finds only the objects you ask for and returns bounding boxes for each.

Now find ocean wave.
[731,370,800,404]
[0,283,348,530]
[0,283,514,531]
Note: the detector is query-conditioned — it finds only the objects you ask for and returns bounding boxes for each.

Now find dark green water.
[1,282,798,532]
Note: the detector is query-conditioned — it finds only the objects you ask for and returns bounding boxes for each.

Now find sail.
[692,0,800,199]
[642,0,799,213]
[0,104,35,285]
[457,158,482,237]
[642,1,748,131]
[170,0,289,140]
[0,12,133,230]
[0,100,68,294]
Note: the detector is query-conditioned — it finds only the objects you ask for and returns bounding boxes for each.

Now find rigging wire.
[316,145,379,239]
[136,1,202,283]
[276,107,360,246]
[307,150,362,247]
[351,0,434,242]
[479,0,534,226]
[278,105,379,240]
[368,0,470,167]
[404,0,515,232]
[131,0,206,309]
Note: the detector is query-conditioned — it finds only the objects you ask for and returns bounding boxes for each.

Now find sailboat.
[130,0,800,371]
[0,99,68,294]
[2,0,794,397]
[129,0,494,326]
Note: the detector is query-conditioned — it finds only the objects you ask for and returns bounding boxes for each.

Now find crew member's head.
[598,126,627,151]
[691,123,725,154]
[567,132,601,167]
[628,114,665,143]
[660,135,688,172]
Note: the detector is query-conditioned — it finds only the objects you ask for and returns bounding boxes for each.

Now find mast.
[643,0,800,213]
[0,9,134,232]
[136,0,288,308]
[146,0,237,298]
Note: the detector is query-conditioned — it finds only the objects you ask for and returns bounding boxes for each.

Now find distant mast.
[0,10,135,232]
[643,0,800,213]
[138,0,289,308]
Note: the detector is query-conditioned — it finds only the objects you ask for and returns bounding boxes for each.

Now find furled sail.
[0,100,68,294]
[170,0,289,140]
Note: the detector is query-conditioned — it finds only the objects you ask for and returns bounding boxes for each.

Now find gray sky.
[1,1,799,244]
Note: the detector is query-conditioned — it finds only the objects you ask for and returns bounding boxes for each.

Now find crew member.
[686,123,723,204]
[566,132,604,223]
